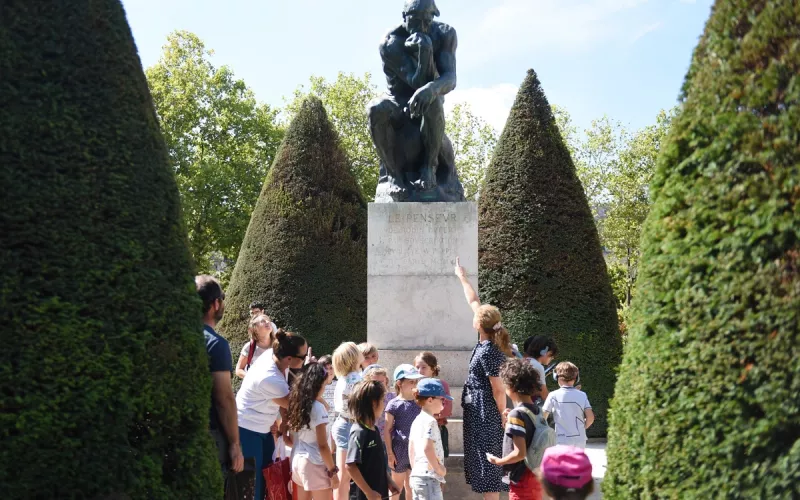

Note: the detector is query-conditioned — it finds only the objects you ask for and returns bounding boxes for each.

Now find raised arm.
[454,256,480,313]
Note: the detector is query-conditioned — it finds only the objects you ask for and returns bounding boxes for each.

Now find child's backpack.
[517,406,556,471]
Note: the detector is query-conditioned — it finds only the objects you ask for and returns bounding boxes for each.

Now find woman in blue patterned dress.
[455,258,513,499]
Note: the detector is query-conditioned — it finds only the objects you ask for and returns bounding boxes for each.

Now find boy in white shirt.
[408,378,451,500]
[542,362,594,448]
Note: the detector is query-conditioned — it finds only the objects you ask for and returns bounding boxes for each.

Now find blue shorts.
[331,416,353,450]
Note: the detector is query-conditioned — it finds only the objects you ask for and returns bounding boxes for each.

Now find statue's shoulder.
[379,25,408,53]
[432,22,457,49]
[433,21,456,38]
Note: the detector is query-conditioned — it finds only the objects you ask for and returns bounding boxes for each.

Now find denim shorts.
[410,476,444,500]
[331,416,353,450]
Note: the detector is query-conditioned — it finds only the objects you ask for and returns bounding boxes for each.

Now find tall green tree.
[285,73,379,198]
[603,110,672,308]
[605,1,799,497]
[146,31,283,275]
[0,2,220,497]
[446,103,499,200]
[553,107,673,308]
[479,70,621,437]
[218,97,367,357]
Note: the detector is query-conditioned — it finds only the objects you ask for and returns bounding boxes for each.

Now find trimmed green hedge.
[478,70,622,438]
[218,97,367,357]
[0,1,221,498]
[604,1,800,497]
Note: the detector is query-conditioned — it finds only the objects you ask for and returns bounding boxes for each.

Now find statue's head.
[402,0,439,34]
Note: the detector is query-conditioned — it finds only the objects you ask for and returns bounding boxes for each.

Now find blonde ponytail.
[477,304,513,357]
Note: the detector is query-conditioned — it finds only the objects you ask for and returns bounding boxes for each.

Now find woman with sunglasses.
[236,329,308,500]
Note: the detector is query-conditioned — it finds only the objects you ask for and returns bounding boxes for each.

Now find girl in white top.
[329,342,364,500]
[236,330,308,500]
[287,362,340,499]
[235,314,278,379]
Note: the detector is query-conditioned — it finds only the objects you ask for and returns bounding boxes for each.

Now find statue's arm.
[431,27,457,96]
[379,35,419,88]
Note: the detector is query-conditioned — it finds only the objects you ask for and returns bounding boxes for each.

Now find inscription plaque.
[368,202,477,350]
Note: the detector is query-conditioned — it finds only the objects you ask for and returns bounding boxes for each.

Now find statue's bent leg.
[419,97,445,189]
[368,97,406,193]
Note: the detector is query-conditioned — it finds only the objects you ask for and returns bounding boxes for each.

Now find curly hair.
[500,358,542,396]
[287,362,328,432]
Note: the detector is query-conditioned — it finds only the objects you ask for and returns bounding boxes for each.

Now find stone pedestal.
[367,202,478,350]
[368,202,478,458]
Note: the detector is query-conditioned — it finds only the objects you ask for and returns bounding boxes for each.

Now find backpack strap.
[245,340,256,370]
[516,406,539,447]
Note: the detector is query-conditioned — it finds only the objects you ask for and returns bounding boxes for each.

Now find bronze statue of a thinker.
[368,0,466,202]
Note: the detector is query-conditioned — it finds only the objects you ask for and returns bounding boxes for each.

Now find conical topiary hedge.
[0,1,221,498]
[218,97,367,357]
[478,70,622,437]
[604,2,799,497]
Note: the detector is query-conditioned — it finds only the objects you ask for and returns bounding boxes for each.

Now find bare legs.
[368,97,407,198]
[333,449,350,500]
[391,470,410,500]
[417,97,444,190]
[296,487,334,500]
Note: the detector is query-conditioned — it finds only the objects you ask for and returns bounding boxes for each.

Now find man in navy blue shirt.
[196,275,244,474]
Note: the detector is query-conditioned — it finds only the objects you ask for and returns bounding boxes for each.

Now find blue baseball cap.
[416,378,454,400]
[393,364,424,382]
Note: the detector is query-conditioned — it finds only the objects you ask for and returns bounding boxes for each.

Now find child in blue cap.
[408,378,453,500]
[385,364,425,499]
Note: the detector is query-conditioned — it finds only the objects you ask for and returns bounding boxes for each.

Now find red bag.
[264,438,292,500]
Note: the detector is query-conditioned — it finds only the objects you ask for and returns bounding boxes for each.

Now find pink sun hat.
[540,445,593,490]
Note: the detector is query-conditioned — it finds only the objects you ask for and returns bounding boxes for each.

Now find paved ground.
[584,441,607,499]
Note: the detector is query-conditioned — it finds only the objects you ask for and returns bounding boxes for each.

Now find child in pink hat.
[538,445,594,499]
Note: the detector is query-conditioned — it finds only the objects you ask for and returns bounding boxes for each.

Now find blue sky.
[121,0,714,133]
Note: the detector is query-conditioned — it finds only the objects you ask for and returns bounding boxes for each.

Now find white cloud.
[458,0,656,63]
[632,21,663,41]
[445,84,520,132]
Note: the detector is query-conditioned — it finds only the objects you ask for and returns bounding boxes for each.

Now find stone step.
[444,418,464,455]
[442,454,509,499]
[448,386,463,418]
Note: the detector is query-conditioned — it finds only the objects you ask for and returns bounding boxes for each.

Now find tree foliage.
[285,73,379,199]
[446,103,499,200]
[218,97,367,357]
[605,0,800,497]
[479,70,622,437]
[555,107,673,308]
[146,31,283,275]
[603,110,672,307]
[0,3,220,498]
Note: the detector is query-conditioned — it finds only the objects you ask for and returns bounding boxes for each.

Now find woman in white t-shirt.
[287,362,340,499]
[235,314,278,379]
[237,330,308,500]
